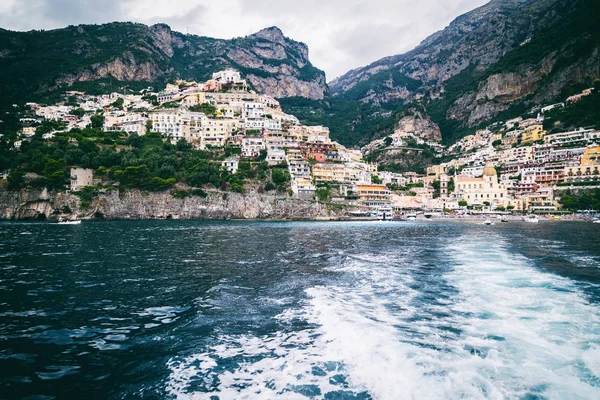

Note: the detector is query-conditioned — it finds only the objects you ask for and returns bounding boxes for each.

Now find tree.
[189,103,217,116]
[111,98,124,109]
[69,108,85,118]
[384,137,393,147]
[372,175,383,184]
[507,205,515,211]
[271,169,290,185]
[7,169,25,191]
[44,158,67,188]
[91,114,105,129]
[496,206,506,211]
[458,200,468,207]
[316,187,330,202]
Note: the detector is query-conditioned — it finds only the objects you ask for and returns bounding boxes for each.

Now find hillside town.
[6,69,600,218]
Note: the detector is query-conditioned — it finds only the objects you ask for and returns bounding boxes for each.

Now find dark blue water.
[1,221,600,399]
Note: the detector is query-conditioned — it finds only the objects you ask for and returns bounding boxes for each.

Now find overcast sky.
[0,0,489,80]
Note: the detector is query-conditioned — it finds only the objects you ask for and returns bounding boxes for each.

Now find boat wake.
[166,235,600,399]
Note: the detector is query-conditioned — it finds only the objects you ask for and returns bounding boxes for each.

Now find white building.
[244,118,282,131]
[544,128,599,146]
[242,137,265,158]
[266,137,286,165]
[221,157,240,174]
[104,113,148,135]
[243,102,266,119]
[70,168,94,191]
[212,69,242,84]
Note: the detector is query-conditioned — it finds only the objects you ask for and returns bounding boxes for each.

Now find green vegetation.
[558,189,600,211]
[0,127,269,196]
[279,96,398,146]
[159,101,181,109]
[543,82,600,132]
[189,103,217,116]
[316,187,331,202]
[91,114,105,129]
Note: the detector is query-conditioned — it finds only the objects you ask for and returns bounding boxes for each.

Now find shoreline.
[0,215,595,223]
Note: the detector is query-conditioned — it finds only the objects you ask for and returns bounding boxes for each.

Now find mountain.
[322,0,600,145]
[0,23,327,107]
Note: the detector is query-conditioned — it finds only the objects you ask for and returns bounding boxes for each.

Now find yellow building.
[356,184,391,206]
[427,164,445,177]
[312,163,347,183]
[521,125,546,144]
[181,92,206,105]
[455,163,510,207]
[581,145,600,166]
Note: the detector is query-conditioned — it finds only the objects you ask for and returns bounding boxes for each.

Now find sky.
[0,0,489,80]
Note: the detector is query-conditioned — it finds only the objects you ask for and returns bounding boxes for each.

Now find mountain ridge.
[0,23,327,107]
[310,0,599,146]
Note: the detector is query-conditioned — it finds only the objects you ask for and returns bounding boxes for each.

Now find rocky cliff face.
[331,0,562,95]
[327,0,599,142]
[0,188,344,221]
[448,45,600,126]
[0,24,327,107]
[395,110,442,142]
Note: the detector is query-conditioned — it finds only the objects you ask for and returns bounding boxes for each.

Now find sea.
[1,220,600,399]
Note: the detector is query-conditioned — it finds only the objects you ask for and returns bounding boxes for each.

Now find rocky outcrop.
[395,110,442,142]
[249,73,327,100]
[0,188,346,221]
[447,45,600,127]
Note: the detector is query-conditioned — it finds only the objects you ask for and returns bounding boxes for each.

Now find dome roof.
[483,162,497,176]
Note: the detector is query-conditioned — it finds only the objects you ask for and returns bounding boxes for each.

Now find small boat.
[524,215,539,224]
[483,219,494,226]
[377,206,394,221]
[406,213,417,221]
[58,218,82,225]
[593,219,600,224]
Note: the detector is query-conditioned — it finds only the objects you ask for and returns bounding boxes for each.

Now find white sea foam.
[166,234,600,399]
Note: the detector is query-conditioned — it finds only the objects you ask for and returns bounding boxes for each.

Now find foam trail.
[166,234,600,399]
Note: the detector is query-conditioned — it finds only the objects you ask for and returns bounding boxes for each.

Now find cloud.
[0,0,490,80]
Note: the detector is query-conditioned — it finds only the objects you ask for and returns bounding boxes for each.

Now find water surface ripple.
[1,220,600,399]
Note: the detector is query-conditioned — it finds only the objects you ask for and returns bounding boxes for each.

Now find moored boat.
[377,206,394,221]
[58,218,82,225]
[524,215,539,223]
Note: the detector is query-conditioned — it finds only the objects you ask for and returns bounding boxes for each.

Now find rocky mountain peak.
[250,26,287,44]
[0,22,329,107]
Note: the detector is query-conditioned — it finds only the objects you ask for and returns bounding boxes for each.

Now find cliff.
[0,24,328,107]
[0,188,345,221]
[321,0,600,145]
